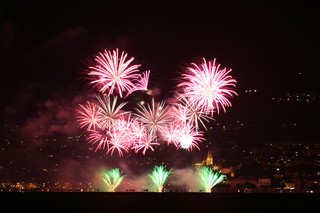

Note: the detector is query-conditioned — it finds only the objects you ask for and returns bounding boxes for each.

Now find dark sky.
[0,1,319,126]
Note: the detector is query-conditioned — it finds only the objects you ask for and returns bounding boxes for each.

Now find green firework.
[103,168,126,192]
[148,165,172,192]
[197,167,226,192]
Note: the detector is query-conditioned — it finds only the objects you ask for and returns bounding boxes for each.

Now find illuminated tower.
[203,151,214,167]
[193,150,217,170]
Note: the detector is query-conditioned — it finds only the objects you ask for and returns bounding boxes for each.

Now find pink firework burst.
[127,70,150,96]
[76,101,102,131]
[160,123,204,151]
[169,95,213,130]
[133,131,158,155]
[160,123,180,147]
[133,98,171,136]
[177,58,237,114]
[175,124,204,151]
[96,95,130,130]
[105,115,137,157]
[135,70,150,91]
[88,48,141,98]
[87,130,109,151]
[77,49,238,157]
[106,131,130,157]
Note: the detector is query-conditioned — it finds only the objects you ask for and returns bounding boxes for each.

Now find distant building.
[203,151,214,167]
[193,151,234,177]
[194,151,215,170]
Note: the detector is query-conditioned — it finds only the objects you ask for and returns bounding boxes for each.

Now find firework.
[103,168,126,192]
[77,48,237,157]
[96,94,129,130]
[134,98,171,137]
[88,48,141,98]
[76,101,102,131]
[105,131,129,157]
[175,124,204,151]
[160,123,180,146]
[104,115,137,157]
[127,70,150,96]
[79,94,132,156]
[85,115,133,156]
[135,70,150,91]
[177,58,237,114]
[169,95,214,130]
[87,130,109,151]
[148,165,172,192]
[132,131,159,155]
[197,166,226,193]
[160,123,205,151]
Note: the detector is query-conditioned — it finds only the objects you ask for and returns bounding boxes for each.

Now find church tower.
[203,151,214,167]
[193,150,218,170]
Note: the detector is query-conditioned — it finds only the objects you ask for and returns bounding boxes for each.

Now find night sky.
[1,1,318,106]
[1,2,318,122]
[0,1,319,182]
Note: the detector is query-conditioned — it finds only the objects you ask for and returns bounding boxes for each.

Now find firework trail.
[177,58,237,115]
[127,70,150,96]
[197,166,226,192]
[148,165,172,192]
[103,168,126,192]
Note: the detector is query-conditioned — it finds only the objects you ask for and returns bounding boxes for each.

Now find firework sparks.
[148,165,172,192]
[177,58,237,114]
[133,131,159,155]
[105,131,129,157]
[127,70,150,96]
[87,130,109,151]
[175,124,204,151]
[77,49,237,157]
[103,168,126,192]
[76,101,102,131]
[169,95,214,130]
[160,123,180,146]
[134,98,170,137]
[88,48,141,98]
[197,166,226,192]
[96,94,129,130]
[105,115,137,157]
